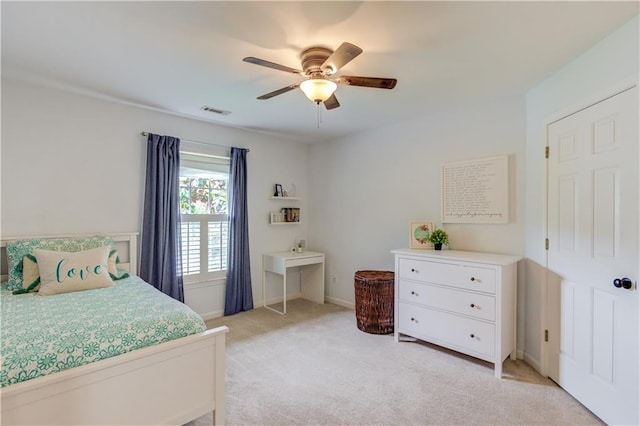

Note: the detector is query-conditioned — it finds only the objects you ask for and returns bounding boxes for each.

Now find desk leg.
[283,273,287,314]
[301,263,325,305]
[263,270,286,315]
[262,262,267,310]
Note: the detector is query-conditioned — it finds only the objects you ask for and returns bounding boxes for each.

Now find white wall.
[1,79,311,318]
[523,15,639,372]
[308,95,527,350]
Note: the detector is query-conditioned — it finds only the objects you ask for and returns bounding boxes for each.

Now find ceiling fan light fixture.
[300,79,337,103]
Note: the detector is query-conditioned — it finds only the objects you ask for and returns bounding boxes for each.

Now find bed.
[0,232,228,425]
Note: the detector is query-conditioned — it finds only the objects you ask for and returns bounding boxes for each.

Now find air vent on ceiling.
[201,105,231,115]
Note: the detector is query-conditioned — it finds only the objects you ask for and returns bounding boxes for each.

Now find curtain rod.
[140,131,249,152]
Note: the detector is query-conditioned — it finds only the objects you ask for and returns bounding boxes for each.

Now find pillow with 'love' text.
[4,235,115,292]
[14,248,128,294]
[34,246,114,296]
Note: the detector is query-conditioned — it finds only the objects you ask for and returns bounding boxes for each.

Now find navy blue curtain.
[140,133,184,302]
[224,147,253,315]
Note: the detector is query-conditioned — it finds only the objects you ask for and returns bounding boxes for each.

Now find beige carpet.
[189,299,602,426]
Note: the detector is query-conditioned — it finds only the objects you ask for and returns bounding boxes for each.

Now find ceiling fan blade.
[321,42,363,74]
[324,94,340,110]
[256,83,300,100]
[335,75,397,89]
[243,57,304,75]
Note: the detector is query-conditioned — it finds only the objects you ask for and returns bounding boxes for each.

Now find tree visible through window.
[180,178,227,214]
[179,174,229,283]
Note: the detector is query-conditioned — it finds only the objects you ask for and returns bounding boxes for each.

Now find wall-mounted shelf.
[269,194,302,224]
[269,207,300,224]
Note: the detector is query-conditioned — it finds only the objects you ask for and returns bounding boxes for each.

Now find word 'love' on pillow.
[34,246,114,296]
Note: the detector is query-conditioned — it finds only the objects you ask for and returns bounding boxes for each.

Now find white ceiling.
[2,1,638,143]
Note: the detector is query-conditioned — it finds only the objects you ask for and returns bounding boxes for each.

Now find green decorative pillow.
[5,235,115,291]
[106,249,130,281]
[14,249,128,294]
[19,254,40,293]
[34,246,114,296]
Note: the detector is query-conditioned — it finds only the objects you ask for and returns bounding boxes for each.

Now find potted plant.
[428,229,449,250]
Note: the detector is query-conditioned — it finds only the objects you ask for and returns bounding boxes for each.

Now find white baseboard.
[325,296,354,310]
[523,351,542,374]
[201,310,224,321]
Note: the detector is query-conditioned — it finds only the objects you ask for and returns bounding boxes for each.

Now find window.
[179,152,229,284]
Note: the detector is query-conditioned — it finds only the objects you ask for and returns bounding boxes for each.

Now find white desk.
[262,251,325,314]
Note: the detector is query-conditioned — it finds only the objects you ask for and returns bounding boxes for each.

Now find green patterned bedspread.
[0,275,206,387]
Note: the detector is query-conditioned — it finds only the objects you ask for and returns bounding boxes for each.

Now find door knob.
[613,277,633,290]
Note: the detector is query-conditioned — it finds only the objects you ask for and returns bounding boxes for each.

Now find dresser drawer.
[399,280,495,321]
[398,258,496,294]
[398,302,495,359]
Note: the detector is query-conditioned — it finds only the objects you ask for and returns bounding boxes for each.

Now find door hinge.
[545,329,549,342]
[545,146,549,159]
[545,238,549,250]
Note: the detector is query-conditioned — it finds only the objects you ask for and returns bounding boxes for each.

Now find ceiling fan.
[243,42,397,110]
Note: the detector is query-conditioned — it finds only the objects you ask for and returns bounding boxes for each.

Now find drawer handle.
[470,303,475,308]
[470,277,476,282]
[410,317,418,323]
[411,268,419,273]
[411,291,418,296]
[470,333,475,339]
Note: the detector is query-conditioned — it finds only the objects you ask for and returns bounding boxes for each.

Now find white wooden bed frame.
[0,232,229,425]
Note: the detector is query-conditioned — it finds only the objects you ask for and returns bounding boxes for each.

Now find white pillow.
[34,246,114,296]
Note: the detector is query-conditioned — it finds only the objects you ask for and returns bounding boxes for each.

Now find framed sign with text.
[441,155,509,224]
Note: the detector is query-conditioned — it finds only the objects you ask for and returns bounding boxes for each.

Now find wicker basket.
[354,270,395,334]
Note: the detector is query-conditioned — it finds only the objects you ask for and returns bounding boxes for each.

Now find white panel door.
[547,86,638,425]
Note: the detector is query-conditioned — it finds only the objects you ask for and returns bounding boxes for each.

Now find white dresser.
[391,249,521,378]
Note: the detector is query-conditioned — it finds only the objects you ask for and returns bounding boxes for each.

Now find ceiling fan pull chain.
[317,102,321,128]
